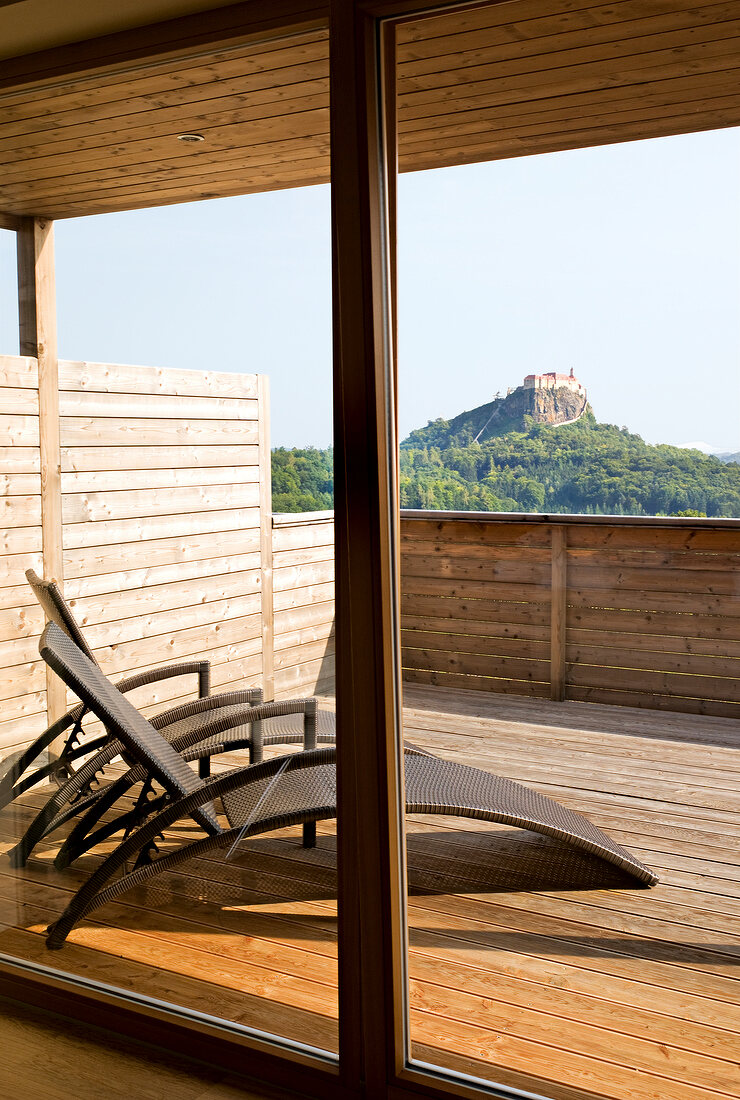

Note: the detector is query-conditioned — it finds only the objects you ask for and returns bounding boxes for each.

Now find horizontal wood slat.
[60,360,264,722]
[59,390,259,422]
[61,483,260,524]
[62,530,260,581]
[62,508,261,550]
[61,444,259,472]
[57,360,259,399]
[59,417,259,447]
[0,355,38,389]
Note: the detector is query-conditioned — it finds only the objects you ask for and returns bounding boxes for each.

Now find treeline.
[272,413,740,517]
[272,446,334,512]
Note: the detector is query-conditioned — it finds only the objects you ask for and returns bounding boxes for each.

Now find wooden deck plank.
[1,687,739,1099]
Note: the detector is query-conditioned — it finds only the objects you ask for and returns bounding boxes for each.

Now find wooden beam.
[258,373,275,701]
[0,211,22,231]
[550,524,567,702]
[16,216,66,729]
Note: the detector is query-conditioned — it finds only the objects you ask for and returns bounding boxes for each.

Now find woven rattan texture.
[26,569,97,662]
[40,624,220,832]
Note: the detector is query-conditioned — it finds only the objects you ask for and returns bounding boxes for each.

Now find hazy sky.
[1,126,738,451]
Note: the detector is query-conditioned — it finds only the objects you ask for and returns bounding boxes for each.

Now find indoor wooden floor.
[1,686,739,1100]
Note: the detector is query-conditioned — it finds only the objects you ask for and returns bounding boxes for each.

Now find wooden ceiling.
[1,1,739,219]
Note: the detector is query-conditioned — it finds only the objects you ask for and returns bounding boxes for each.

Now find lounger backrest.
[39,623,220,834]
[26,569,98,665]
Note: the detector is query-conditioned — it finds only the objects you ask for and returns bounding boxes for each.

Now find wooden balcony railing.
[400,511,740,719]
[277,510,740,720]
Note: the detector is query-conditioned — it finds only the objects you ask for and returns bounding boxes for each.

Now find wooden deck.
[1,685,739,1100]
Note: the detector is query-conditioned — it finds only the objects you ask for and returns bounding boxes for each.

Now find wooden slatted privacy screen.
[58,360,266,720]
[401,514,740,720]
[0,355,269,760]
[272,512,335,699]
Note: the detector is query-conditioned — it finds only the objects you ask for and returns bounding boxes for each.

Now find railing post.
[17,216,66,730]
[550,524,567,701]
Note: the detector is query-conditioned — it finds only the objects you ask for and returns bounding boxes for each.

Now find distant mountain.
[668,440,719,454]
[399,381,740,516]
[272,379,740,518]
[667,441,740,464]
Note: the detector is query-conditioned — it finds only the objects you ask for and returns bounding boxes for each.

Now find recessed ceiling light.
[177,133,205,143]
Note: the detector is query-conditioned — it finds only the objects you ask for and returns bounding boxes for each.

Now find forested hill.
[272,405,740,518]
[398,410,739,515]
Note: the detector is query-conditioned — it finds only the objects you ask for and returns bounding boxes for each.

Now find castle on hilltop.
[523,368,585,396]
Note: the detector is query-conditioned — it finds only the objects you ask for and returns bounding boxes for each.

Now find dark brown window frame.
[9,0,722,1097]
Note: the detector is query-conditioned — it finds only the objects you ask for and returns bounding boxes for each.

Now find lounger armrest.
[114,660,211,699]
[149,688,263,730]
[169,696,318,763]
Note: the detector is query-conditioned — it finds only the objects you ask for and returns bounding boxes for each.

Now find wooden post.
[17,217,66,728]
[550,524,567,701]
[257,374,275,701]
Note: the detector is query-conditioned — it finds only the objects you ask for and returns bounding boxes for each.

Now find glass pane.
[1,28,338,1056]
[391,4,740,1097]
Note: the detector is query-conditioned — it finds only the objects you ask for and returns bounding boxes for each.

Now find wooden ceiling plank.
[397,0,739,59]
[0,66,329,151]
[398,94,740,156]
[1,1,737,219]
[399,108,740,174]
[0,36,328,125]
[397,69,740,138]
[0,135,331,207]
[2,29,734,182]
[0,108,329,185]
[396,0,726,46]
[28,165,331,220]
[399,15,740,86]
[396,42,740,118]
[0,86,329,165]
[398,26,740,97]
[2,156,330,220]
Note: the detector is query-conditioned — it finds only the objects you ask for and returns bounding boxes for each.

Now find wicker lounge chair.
[0,569,265,813]
[35,623,657,949]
